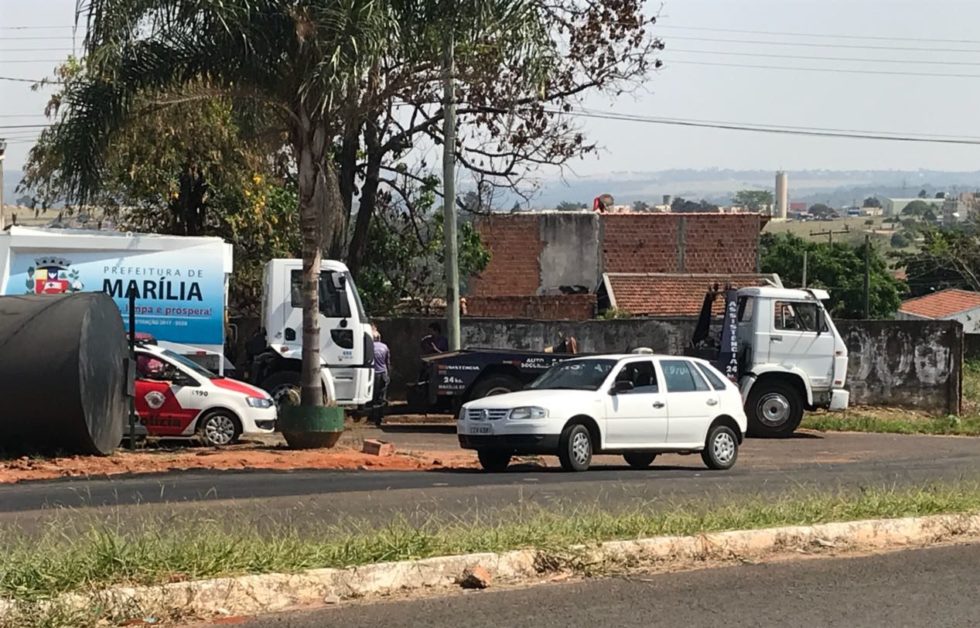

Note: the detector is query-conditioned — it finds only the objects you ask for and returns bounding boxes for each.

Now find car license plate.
[469,424,492,435]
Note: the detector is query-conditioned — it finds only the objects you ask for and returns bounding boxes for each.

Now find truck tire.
[262,371,301,409]
[623,452,657,469]
[477,450,512,472]
[468,374,523,402]
[746,381,804,438]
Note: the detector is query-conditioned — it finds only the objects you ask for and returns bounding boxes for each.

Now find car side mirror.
[610,380,634,395]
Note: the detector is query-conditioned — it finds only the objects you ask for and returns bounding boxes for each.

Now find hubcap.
[571,431,591,465]
[205,415,236,446]
[272,384,301,409]
[757,392,791,427]
[713,431,736,465]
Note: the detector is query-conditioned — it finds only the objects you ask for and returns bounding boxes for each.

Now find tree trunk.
[334,126,360,260]
[347,119,382,278]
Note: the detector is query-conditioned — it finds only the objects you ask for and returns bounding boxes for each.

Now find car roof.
[565,353,709,363]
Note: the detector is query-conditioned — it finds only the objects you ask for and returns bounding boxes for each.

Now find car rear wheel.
[623,452,657,469]
[558,424,593,472]
[702,424,739,470]
[197,410,241,447]
[477,449,512,472]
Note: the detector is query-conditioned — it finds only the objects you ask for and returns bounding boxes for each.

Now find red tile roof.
[604,273,782,317]
[899,288,980,319]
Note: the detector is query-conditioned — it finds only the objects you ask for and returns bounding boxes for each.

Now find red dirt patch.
[0,445,478,485]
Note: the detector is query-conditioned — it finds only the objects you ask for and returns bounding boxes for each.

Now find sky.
[4,0,980,177]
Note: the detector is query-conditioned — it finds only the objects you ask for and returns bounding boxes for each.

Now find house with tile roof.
[897,288,980,333]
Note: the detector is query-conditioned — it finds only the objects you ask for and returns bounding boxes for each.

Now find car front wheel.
[702,424,739,470]
[197,410,241,447]
[558,424,593,472]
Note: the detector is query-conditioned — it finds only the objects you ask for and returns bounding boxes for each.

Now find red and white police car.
[135,342,277,446]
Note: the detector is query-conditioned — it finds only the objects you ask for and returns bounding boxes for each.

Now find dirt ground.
[0,425,478,485]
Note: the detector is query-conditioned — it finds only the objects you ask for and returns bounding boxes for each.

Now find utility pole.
[802,250,808,289]
[442,28,461,351]
[0,138,6,232]
[864,234,871,319]
[810,224,849,246]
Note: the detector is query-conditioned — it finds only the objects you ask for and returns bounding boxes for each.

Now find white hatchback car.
[458,354,748,472]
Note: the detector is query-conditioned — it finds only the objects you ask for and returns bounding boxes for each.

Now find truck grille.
[466,408,509,421]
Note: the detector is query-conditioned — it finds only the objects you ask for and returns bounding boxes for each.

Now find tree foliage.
[760,233,904,319]
[901,200,936,218]
[897,225,980,297]
[808,203,835,218]
[671,197,718,213]
[863,197,882,208]
[733,189,773,211]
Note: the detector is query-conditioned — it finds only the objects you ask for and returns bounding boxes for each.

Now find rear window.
[694,362,728,391]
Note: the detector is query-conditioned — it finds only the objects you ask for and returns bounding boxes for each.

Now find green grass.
[802,413,980,436]
[2,483,980,608]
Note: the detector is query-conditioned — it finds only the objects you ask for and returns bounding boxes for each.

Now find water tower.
[775,171,789,220]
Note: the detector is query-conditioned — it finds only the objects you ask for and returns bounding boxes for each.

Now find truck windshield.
[529,359,617,391]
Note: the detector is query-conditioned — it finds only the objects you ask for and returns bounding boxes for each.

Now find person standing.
[371,324,391,426]
[420,322,449,355]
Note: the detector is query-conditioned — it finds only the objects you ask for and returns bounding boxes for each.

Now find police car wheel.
[198,411,241,447]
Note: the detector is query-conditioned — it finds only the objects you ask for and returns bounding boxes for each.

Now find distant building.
[881,197,944,217]
[897,288,980,334]
[789,202,808,213]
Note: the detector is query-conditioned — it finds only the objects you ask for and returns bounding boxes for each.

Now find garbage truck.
[0,227,374,409]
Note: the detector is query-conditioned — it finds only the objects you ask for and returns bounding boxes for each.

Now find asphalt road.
[225,543,980,628]
[1,429,979,533]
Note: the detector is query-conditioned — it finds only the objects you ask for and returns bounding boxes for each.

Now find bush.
[891,232,910,248]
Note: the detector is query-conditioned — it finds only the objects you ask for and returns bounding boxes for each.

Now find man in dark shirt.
[420,322,449,355]
[371,324,391,425]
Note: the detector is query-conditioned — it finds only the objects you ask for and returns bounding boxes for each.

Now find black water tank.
[0,293,127,455]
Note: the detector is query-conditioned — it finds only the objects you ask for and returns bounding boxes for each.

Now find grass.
[2,483,980,608]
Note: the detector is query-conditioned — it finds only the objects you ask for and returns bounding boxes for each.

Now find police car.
[135,341,276,446]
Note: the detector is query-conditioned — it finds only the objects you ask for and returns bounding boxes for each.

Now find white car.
[458,354,748,472]
[135,343,277,446]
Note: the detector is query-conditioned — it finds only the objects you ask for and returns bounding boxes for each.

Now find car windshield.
[161,349,218,379]
[529,359,617,391]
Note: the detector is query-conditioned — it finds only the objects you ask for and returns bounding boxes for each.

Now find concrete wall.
[378,317,962,413]
[538,213,600,293]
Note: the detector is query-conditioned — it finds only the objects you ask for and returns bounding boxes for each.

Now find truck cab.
[249,259,374,408]
[733,287,849,436]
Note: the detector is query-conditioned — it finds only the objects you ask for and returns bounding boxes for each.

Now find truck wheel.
[477,450,512,472]
[468,374,522,401]
[701,424,739,470]
[262,371,301,409]
[623,452,657,469]
[746,381,804,438]
[558,424,593,472]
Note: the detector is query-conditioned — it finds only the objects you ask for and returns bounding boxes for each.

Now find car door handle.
[652,401,665,409]
[706,399,718,406]
[771,336,783,342]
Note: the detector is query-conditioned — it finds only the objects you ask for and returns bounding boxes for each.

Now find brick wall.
[465,294,596,320]
[680,213,760,273]
[468,215,543,297]
[602,214,682,273]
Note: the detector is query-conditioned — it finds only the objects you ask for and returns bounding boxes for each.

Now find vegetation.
[733,189,773,211]
[802,413,980,436]
[897,225,980,297]
[760,232,904,318]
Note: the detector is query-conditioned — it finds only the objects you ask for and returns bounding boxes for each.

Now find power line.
[0,124,51,130]
[0,48,74,52]
[666,35,980,54]
[658,25,980,45]
[0,36,77,41]
[549,108,980,146]
[666,59,980,79]
[0,60,69,64]
[671,48,980,67]
[0,26,75,31]
[0,76,59,84]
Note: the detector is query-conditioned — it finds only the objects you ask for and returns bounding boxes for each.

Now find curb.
[4,512,980,622]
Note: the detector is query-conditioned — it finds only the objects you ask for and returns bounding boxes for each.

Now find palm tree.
[52,0,548,408]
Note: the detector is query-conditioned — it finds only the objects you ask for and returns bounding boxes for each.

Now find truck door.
[768,300,835,389]
[285,267,373,405]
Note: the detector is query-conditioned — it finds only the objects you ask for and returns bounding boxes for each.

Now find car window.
[660,360,710,393]
[613,360,659,394]
[774,301,827,332]
[136,354,168,379]
[694,362,728,391]
[529,359,617,391]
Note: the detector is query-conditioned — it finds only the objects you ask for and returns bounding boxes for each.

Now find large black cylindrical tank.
[0,293,126,455]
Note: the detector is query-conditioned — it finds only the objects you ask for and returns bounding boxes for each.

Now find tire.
[558,423,593,472]
[262,371,301,410]
[623,452,657,469]
[197,410,241,447]
[702,424,739,470]
[745,381,804,438]
[468,374,523,402]
[477,449,512,472]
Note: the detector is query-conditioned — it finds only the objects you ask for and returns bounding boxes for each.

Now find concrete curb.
[4,513,979,621]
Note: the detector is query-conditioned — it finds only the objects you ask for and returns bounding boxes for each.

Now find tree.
[632,200,650,212]
[890,232,909,248]
[557,201,587,211]
[39,0,552,410]
[918,189,929,199]
[897,225,980,297]
[671,197,719,213]
[733,189,774,212]
[809,203,835,218]
[863,197,882,208]
[902,200,934,218]
[922,208,938,223]
[760,233,903,318]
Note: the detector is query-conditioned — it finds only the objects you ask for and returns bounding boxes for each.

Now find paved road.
[225,543,980,627]
[1,430,979,533]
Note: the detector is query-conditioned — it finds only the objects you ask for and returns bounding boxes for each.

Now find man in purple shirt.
[371,324,391,425]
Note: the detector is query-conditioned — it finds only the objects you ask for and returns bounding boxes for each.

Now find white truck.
[689,285,850,437]
[0,228,374,409]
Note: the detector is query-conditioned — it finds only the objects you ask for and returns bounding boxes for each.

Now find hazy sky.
[3,0,980,176]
